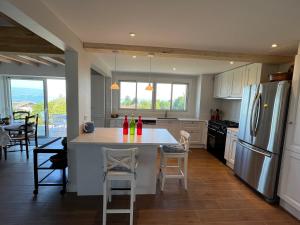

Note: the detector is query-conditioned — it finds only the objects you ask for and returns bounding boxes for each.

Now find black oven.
[207,126,226,163]
[207,120,238,164]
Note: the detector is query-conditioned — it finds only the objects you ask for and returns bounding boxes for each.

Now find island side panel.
[74,143,158,195]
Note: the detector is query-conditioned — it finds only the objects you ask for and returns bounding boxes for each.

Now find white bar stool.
[102,147,138,225]
[159,130,190,191]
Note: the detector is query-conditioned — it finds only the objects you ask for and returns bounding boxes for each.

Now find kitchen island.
[69,128,177,196]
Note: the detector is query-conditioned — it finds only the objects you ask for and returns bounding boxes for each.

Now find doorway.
[9,77,66,137]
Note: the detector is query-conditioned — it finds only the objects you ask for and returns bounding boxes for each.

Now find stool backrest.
[102,147,138,173]
[13,111,30,121]
[180,130,190,151]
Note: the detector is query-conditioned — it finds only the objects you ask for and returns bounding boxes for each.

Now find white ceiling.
[96,53,248,75]
[41,0,299,55]
[41,0,299,74]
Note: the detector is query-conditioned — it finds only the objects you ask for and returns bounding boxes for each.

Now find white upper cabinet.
[214,63,276,99]
[213,74,222,98]
[230,67,245,98]
[245,63,262,85]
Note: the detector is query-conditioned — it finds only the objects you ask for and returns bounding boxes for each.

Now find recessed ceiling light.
[271,43,278,48]
[173,67,176,71]
[129,32,136,37]
[132,55,137,59]
[230,61,234,65]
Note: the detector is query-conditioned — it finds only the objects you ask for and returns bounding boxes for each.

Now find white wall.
[196,74,221,120]
[91,70,106,127]
[0,76,7,117]
[218,100,241,122]
[111,71,198,118]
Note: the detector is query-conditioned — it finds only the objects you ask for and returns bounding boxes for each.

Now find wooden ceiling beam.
[83,42,294,64]
[18,55,51,66]
[0,57,12,63]
[0,54,33,65]
[0,51,63,58]
[40,56,65,66]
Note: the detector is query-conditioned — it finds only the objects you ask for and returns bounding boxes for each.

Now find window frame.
[118,80,189,112]
[154,82,188,112]
[118,80,155,111]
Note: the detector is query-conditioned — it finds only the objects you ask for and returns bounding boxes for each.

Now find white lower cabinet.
[224,128,238,169]
[180,120,207,148]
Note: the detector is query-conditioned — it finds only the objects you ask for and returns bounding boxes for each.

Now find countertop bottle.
[123,115,128,135]
[130,114,135,135]
[137,115,142,135]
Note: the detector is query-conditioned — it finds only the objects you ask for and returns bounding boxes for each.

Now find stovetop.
[208,120,239,133]
[209,120,239,128]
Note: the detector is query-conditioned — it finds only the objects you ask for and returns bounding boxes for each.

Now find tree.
[172,96,185,110]
[31,97,66,125]
[156,100,170,110]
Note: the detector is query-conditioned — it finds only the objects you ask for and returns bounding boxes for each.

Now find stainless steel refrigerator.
[234,81,290,201]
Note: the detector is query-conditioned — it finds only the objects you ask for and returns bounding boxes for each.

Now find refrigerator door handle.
[238,140,272,158]
[250,92,259,137]
[254,94,262,136]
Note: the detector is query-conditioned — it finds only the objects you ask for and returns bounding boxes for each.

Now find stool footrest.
[111,188,131,191]
[107,209,131,214]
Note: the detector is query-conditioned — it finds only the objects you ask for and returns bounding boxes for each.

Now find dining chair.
[102,147,138,225]
[13,111,30,121]
[0,127,10,160]
[159,130,190,191]
[10,114,39,159]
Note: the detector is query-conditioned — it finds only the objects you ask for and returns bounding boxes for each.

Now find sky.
[11,79,66,101]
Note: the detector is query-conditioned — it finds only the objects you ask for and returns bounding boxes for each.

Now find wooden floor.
[0,148,299,225]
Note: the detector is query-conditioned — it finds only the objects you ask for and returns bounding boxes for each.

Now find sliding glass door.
[47,79,67,137]
[10,79,46,136]
[9,78,66,137]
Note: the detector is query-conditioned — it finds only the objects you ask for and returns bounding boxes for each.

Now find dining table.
[69,127,178,196]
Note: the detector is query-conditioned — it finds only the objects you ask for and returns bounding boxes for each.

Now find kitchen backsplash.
[219,99,241,122]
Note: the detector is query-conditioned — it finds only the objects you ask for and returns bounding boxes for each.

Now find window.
[156,83,171,110]
[156,83,187,111]
[172,84,187,111]
[120,81,153,109]
[120,81,136,109]
[137,82,152,109]
[10,78,67,137]
[119,81,187,111]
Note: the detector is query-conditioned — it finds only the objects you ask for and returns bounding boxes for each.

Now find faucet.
[164,110,168,118]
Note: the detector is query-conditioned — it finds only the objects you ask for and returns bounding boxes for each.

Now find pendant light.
[111,51,120,90]
[145,54,154,91]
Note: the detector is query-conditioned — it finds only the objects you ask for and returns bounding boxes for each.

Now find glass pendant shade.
[111,81,120,90]
[145,54,154,91]
[111,51,120,90]
[145,83,153,91]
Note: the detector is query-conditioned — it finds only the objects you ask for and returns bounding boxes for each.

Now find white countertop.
[227,127,239,133]
[109,117,207,122]
[70,128,178,145]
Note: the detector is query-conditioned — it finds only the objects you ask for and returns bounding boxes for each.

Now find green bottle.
[130,114,136,135]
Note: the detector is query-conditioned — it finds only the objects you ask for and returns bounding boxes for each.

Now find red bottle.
[123,115,129,135]
[137,115,143,135]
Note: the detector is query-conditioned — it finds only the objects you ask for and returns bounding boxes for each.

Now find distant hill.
[11,87,44,103]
